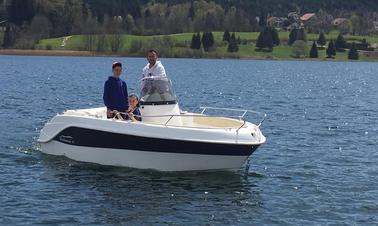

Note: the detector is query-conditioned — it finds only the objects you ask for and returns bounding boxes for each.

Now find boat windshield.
[139,76,178,105]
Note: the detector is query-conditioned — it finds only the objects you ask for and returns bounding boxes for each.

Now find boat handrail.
[199,107,267,127]
[111,108,266,130]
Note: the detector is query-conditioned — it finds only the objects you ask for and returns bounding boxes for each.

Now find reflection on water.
[39,153,261,225]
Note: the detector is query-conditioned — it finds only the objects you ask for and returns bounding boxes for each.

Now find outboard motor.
[139,76,181,125]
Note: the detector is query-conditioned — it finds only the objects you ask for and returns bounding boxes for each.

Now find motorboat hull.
[38,107,265,171]
[41,140,259,171]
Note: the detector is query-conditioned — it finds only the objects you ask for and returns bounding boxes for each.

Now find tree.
[190,33,196,49]
[350,13,360,35]
[317,32,326,46]
[348,42,359,60]
[208,31,214,48]
[263,27,273,50]
[7,0,35,26]
[256,31,265,49]
[291,40,308,58]
[335,33,347,52]
[255,27,274,51]
[326,40,336,58]
[188,3,195,20]
[296,28,307,41]
[259,14,267,28]
[190,33,201,50]
[223,29,230,42]
[289,28,306,45]
[2,24,14,48]
[195,33,201,49]
[201,32,209,51]
[309,41,318,58]
[201,31,214,51]
[227,32,238,52]
[237,36,241,44]
[269,27,280,45]
[289,29,297,45]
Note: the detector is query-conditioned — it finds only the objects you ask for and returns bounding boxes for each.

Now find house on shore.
[333,18,347,26]
[300,13,316,25]
[267,17,287,29]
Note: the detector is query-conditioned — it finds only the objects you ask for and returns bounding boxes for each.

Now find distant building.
[300,13,316,22]
[332,18,347,26]
[300,13,317,31]
[267,17,287,28]
[113,16,123,22]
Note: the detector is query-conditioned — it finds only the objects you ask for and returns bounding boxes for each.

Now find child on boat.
[127,94,142,121]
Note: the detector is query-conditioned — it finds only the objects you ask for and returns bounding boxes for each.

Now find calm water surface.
[0,55,377,225]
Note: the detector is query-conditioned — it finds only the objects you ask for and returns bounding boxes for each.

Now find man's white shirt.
[142,61,167,77]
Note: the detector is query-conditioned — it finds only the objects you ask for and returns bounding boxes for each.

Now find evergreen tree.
[227,33,239,52]
[8,0,35,26]
[190,34,196,49]
[208,31,214,48]
[326,40,336,58]
[223,29,230,42]
[237,36,241,45]
[296,28,307,41]
[259,14,267,28]
[263,27,273,51]
[269,27,280,45]
[201,32,209,51]
[317,32,326,46]
[335,33,347,51]
[2,24,13,48]
[348,42,359,60]
[256,31,265,49]
[201,32,214,51]
[188,3,195,20]
[195,33,201,49]
[309,41,318,58]
[289,29,297,45]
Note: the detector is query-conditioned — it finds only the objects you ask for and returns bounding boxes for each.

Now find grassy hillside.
[37,31,378,61]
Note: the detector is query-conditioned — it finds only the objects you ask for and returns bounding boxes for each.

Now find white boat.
[38,77,266,171]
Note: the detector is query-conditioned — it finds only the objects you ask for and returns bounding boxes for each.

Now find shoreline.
[0,49,377,62]
[0,49,121,57]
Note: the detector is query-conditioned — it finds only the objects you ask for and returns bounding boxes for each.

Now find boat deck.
[63,107,247,129]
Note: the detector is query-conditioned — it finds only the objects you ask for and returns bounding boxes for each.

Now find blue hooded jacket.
[103,76,129,112]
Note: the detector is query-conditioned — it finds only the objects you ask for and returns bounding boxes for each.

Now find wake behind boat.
[38,77,266,171]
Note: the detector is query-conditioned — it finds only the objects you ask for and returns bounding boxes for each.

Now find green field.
[37,31,378,61]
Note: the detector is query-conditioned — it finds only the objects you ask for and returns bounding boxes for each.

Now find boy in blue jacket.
[103,62,129,119]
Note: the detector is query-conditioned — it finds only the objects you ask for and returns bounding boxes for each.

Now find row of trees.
[1,0,260,48]
[309,41,359,59]
[189,30,240,53]
[2,0,378,49]
[190,32,215,51]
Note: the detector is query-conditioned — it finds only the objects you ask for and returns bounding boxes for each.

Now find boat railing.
[199,106,267,127]
[112,107,266,130]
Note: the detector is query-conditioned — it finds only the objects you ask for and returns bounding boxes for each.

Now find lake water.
[0,55,377,225]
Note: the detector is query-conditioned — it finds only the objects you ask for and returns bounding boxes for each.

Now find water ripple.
[0,56,377,225]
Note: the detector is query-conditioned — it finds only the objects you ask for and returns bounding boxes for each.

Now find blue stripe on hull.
[53,127,259,156]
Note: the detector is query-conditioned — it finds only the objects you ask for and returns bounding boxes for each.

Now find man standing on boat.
[103,62,129,119]
[143,49,167,77]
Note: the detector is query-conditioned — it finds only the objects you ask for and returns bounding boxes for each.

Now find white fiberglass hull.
[41,140,250,171]
[38,107,265,171]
